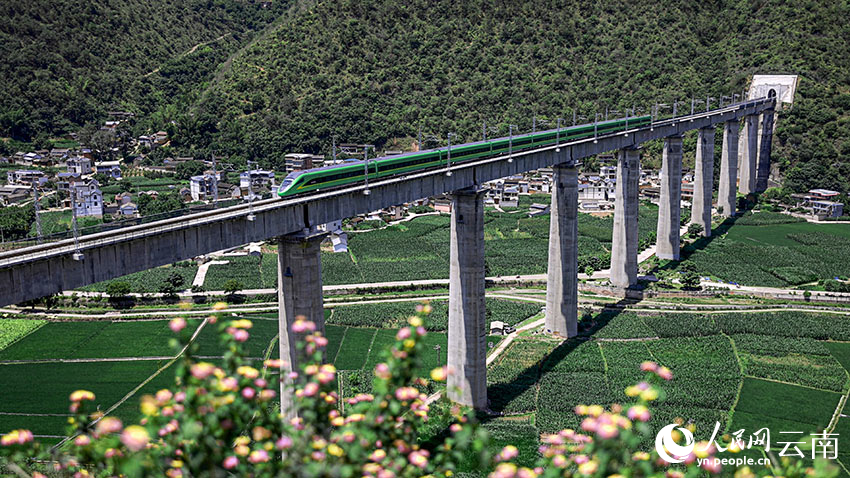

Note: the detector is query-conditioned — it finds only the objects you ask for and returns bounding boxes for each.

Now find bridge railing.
[0,97,775,253]
[0,195,272,252]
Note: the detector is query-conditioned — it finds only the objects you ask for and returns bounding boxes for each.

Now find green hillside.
[191,0,850,192]
[2,0,849,194]
[0,0,290,142]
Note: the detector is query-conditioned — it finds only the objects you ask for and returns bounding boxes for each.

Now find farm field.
[673,211,850,287]
[80,262,198,293]
[200,200,659,289]
[483,309,850,470]
[0,297,529,440]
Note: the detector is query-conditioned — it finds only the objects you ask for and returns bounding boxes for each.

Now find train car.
[277,115,650,198]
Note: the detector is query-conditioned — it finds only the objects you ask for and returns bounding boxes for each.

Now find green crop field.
[80,262,198,293]
[673,212,850,287]
[198,201,659,289]
[0,318,44,351]
[5,307,850,458]
[482,309,850,461]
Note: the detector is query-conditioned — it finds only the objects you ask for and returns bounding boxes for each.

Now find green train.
[277,115,651,197]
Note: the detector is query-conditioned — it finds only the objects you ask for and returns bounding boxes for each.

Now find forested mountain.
[2,0,849,193]
[189,0,850,193]
[0,0,290,142]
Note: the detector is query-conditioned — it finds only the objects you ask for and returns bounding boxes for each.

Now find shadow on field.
[650,215,740,275]
[484,297,639,417]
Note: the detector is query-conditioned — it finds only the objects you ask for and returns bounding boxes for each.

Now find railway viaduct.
[0,97,776,413]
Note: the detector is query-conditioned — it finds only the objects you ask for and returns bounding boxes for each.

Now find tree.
[175,160,206,180]
[687,223,704,238]
[223,279,244,297]
[681,270,701,290]
[105,281,131,302]
[159,270,186,297]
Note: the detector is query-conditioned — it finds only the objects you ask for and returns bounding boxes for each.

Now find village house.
[70,179,103,217]
[95,160,122,179]
[190,173,218,201]
[67,156,93,175]
[284,153,324,173]
[56,172,84,192]
[0,185,30,205]
[239,169,275,191]
[6,170,48,187]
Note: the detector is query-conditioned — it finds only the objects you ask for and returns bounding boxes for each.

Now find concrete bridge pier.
[756,109,775,192]
[610,147,640,289]
[447,187,488,410]
[276,230,327,417]
[691,127,715,237]
[738,114,759,195]
[545,162,578,338]
[656,135,683,260]
[718,121,740,217]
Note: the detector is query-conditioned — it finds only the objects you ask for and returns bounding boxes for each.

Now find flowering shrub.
[0,302,839,478]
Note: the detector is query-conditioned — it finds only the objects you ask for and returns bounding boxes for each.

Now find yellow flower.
[625,385,640,397]
[409,316,423,327]
[430,367,448,382]
[213,302,228,311]
[403,339,415,350]
[640,388,659,401]
[328,444,344,457]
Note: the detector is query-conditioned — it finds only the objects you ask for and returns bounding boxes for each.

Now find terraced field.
[485,310,850,472]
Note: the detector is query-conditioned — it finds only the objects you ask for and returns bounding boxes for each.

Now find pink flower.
[701,458,722,473]
[374,363,391,379]
[302,382,319,397]
[276,436,293,450]
[232,329,249,342]
[169,318,187,333]
[241,387,256,400]
[640,361,658,372]
[73,435,90,446]
[596,423,619,439]
[292,319,315,333]
[120,426,150,452]
[95,417,123,435]
[223,456,238,469]
[627,405,651,422]
[190,362,216,380]
[396,328,412,340]
[657,366,673,381]
[248,449,269,464]
[408,450,428,468]
[497,445,519,461]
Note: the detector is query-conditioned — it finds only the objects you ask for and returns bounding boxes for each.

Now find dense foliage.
[0,0,290,142]
[3,1,848,192]
[183,0,850,191]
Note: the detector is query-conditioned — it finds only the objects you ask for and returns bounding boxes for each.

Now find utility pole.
[211,154,219,205]
[332,136,337,164]
[363,145,374,195]
[446,133,455,175]
[508,125,516,163]
[32,183,42,242]
[70,186,83,261]
[482,121,487,142]
[417,124,422,152]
